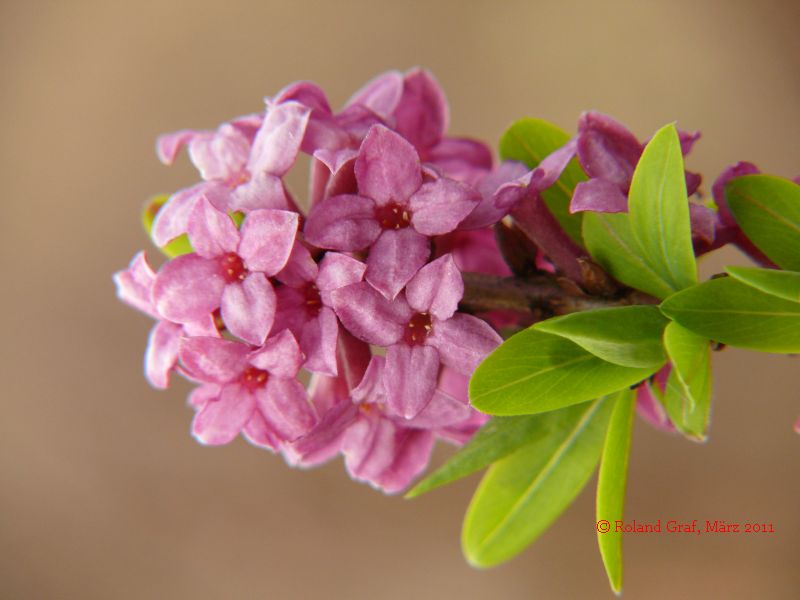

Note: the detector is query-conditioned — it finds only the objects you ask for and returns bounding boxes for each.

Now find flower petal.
[191,383,255,445]
[404,389,473,429]
[346,70,404,118]
[256,378,317,441]
[230,172,291,211]
[393,68,448,151]
[366,228,430,300]
[249,329,304,377]
[276,243,318,287]
[577,111,642,190]
[330,282,409,346]
[409,179,480,236]
[385,343,440,419]
[405,253,463,319]
[355,125,422,205]
[458,161,528,229]
[247,101,311,176]
[187,197,240,258]
[304,194,380,251]
[316,253,367,302]
[570,178,629,213]
[284,398,358,467]
[156,129,196,164]
[427,313,502,376]
[274,81,332,115]
[238,209,299,275]
[179,336,250,384]
[151,184,204,247]
[153,254,225,324]
[351,355,386,405]
[220,274,276,346]
[145,321,182,389]
[188,125,250,182]
[299,308,339,376]
[113,251,157,318]
[426,137,493,184]
[242,410,282,451]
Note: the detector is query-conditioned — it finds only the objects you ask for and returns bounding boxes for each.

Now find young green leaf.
[583,212,677,300]
[726,175,800,271]
[470,328,658,416]
[596,389,636,595]
[725,265,800,303]
[462,397,613,568]
[662,322,712,441]
[627,124,697,292]
[142,194,193,257]
[660,276,800,353]
[499,118,586,244]
[534,305,669,368]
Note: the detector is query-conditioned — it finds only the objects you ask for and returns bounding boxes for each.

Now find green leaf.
[583,212,677,300]
[499,118,587,244]
[726,175,800,270]
[470,328,658,416]
[462,397,613,568]
[596,389,635,595]
[628,124,697,292]
[662,322,712,441]
[725,265,800,303]
[142,194,193,258]
[534,305,669,368]
[660,276,800,353]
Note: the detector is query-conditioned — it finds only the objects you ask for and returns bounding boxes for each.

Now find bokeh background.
[2,1,799,598]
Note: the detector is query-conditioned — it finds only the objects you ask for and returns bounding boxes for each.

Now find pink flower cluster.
[115,69,514,493]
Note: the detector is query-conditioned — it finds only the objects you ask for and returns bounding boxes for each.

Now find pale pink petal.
[365,228,430,300]
[187,198,240,258]
[385,343,440,419]
[273,285,308,335]
[151,184,205,247]
[346,70,404,118]
[403,389,473,429]
[330,282,409,346]
[299,308,339,376]
[304,194,380,251]
[249,329,304,377]
[113,251,157,318]
[242,410,282,451]
[230,172,291,211]
[230,113,264,141]
[220,274,276,346]
[393,68,448,151]
[187,383,220,410]
[355,125,422,205]
[256,378,317,441]
[238,209,299,275]
[570,178,629,213]
[153,255,224,324]
[145,321,182,389]
[156,129,196,164]
[409,179,480,235]
[405,253,463,319]
[351,355,386,405]
[284,399,358,467]
[191,383,255,445]
[247,101,311,176]
[276,243,318,287]
[179,337,250,384]
[427,314,502,376]
[188,125,250,182]
[316,253,367,303]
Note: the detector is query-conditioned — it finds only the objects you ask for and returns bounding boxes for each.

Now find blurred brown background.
[2,1,799,598]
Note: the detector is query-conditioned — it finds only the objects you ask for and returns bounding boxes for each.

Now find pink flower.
[180,332,316,447]
[152,200,298,345]
[330,254,502,418]
[305,125,480,299]
[274,244,367,376]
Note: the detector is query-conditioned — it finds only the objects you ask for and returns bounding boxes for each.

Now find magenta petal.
[330,282,409,346]
[346,70,404,118]
[355,125,422,205]
[409,179,480,236]
[405,254,463,319]
[192,383,255,445]
[285,399,358,467]
[188,383,219,410]
[316,253,367,303]
[405,389,473,429]
[351,355,386,404]
[385,344,440,419]
[247,101,311,176]
[153,254,224,324]
[529,138,578,194]
[712,161,761,227]
[366,229,430,300]
[276,243,318,287]
[249,329,304,378]
[231,172,291,211]
[179,336,250,383]
[237,209,298,275]
[577,112,642,190]
[242,411,282,451]
[570,178,629,213]
[678,129,701,156]
[274,81,332,115]
[428,314,502,376]
[299,308,339,376]
[394,68,449,151]
[256,378,317,441]
[187,198,240,258]
[145,321,182,389]
[188,126,250,182]
[304,194,380,251]
[220,274,276,346]
[690,202,717,245]
[427,137,493,181]
[459,161,528,229]
[114,251,157,318]
[156,129,195,164]
[636,381,675,432]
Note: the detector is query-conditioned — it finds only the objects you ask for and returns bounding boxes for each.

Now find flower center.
[219,252,248,283]
[375,202,411,230]
[403,312,433,346]
[240,366,269,390]
[228,169,251,189]
[304,283,323,317]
